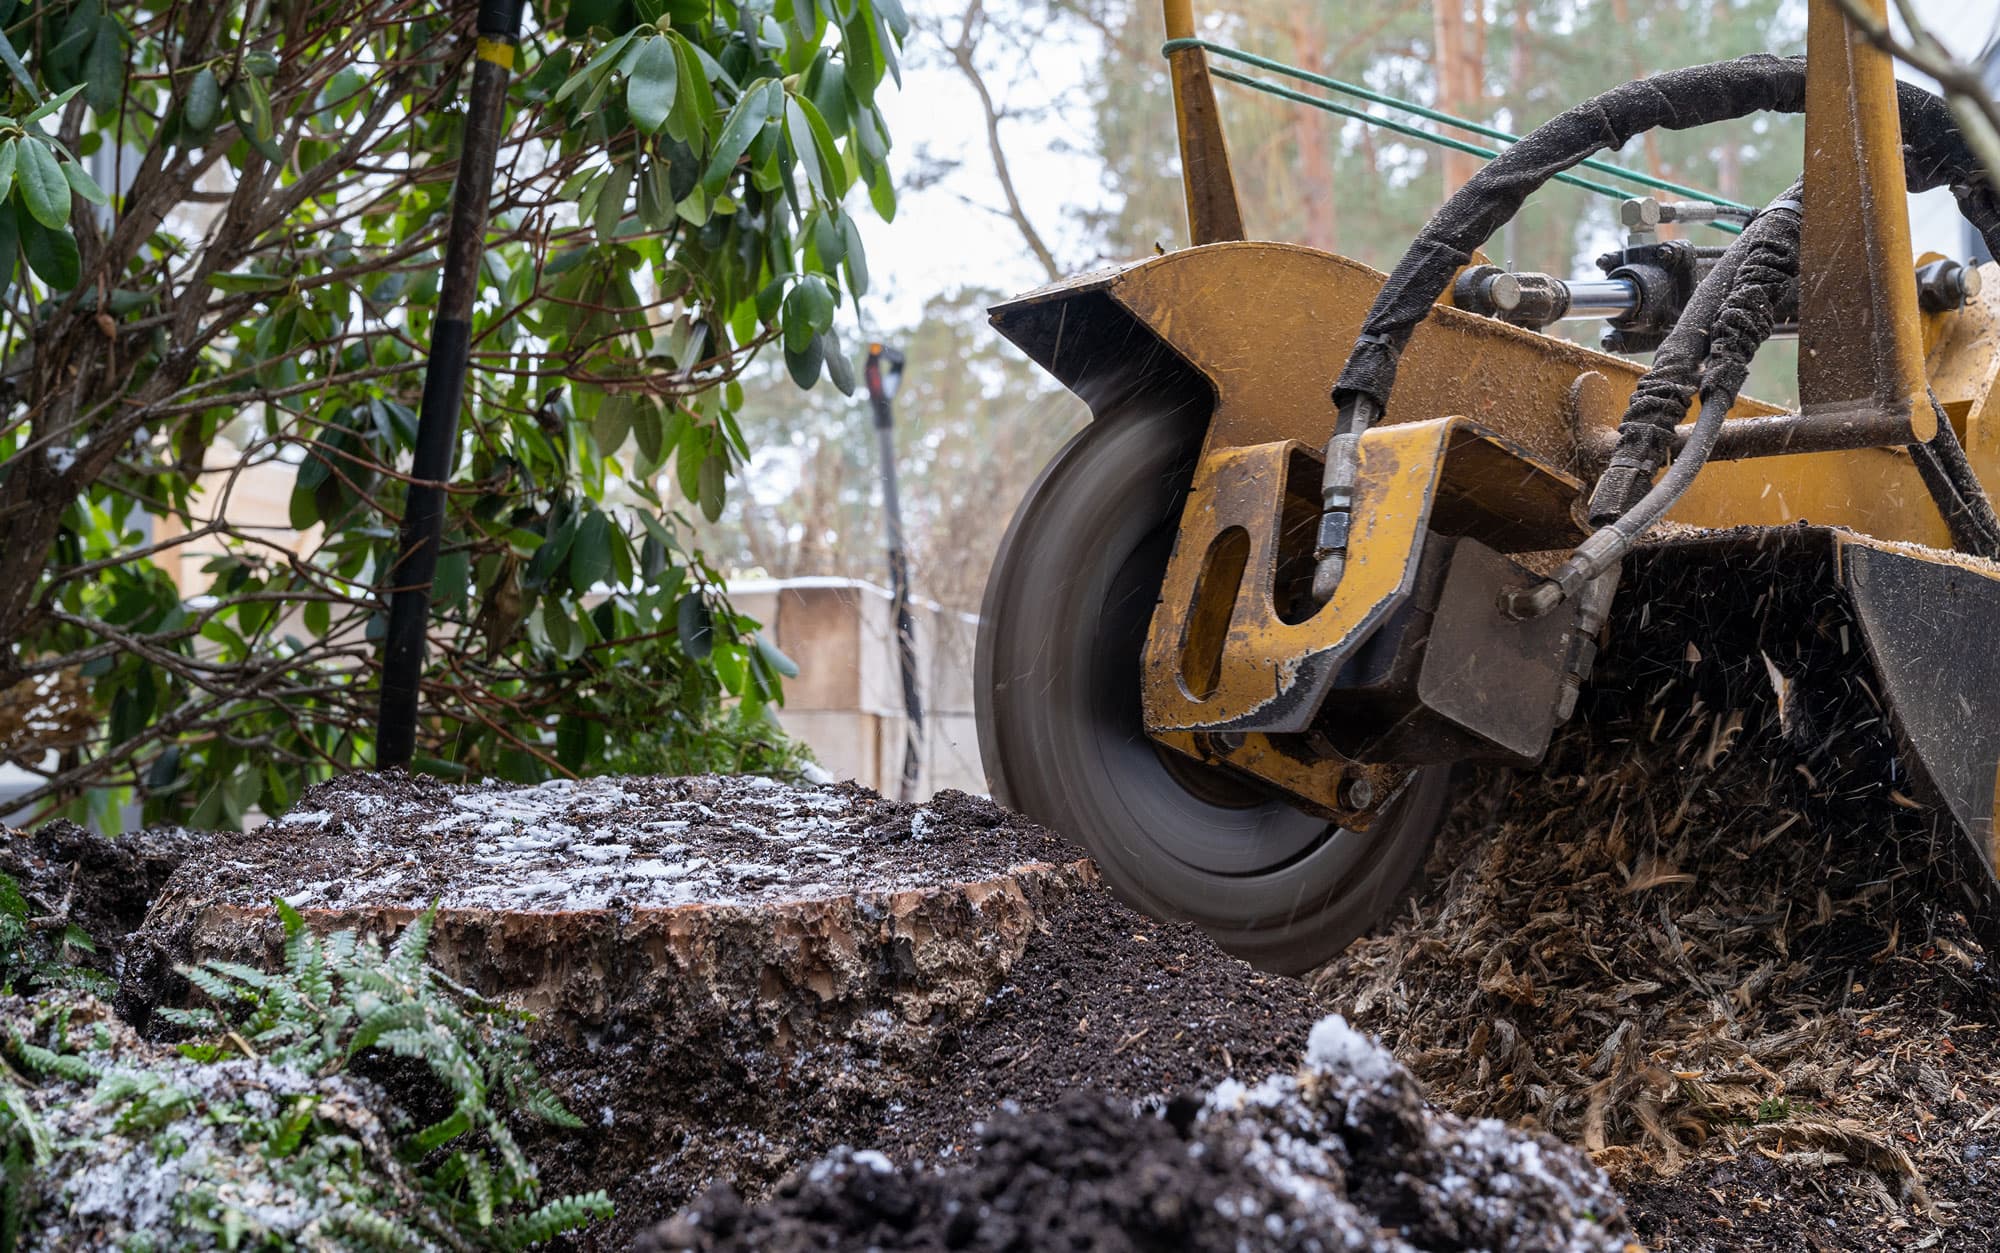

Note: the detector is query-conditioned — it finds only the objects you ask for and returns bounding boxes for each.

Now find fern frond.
[179,963,256,1006]
[386,906,439,981]
[154,1006,227,1033]
[330,1205,442,1252]
[346,1003,431,1057]
[10,1040,100,1085]
[493,1191,614,1249]
[466,1153,495,1229]
[201,960,284,990]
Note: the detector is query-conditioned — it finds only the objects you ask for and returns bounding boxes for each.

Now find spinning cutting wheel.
[975,409,1451,974]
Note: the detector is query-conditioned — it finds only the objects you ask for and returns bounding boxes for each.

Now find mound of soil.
[641,1016,1633,1252]
[131,773,1358,1242]
[1315,533,2000,1250]
[0,820,201,975]
[128,771,1642,1249]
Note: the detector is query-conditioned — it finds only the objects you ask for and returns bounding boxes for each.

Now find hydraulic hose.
[1507,189,1803,619]
[1910,391,2000,558]
[1312,55,2000,606]
[1332,57,2000,418]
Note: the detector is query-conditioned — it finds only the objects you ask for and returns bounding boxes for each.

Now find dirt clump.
[640,1015,1633,1253]
[1314,533,2000,1249]
[1,820,201,974]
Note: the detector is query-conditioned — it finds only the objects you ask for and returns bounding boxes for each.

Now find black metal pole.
[376,0,527,770]
[864,344,923,803]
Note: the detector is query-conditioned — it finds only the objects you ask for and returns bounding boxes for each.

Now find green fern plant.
[165,899,612,1247]
[1,901,611,1250]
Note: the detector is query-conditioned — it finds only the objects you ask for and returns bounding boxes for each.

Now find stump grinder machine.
[975,0,2000,972]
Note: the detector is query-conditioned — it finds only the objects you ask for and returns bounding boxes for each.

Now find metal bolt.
[1485,271,1522,313]
[1619,197,1663,230]
[1916,258,1983,313]
[1340,775,1377,811]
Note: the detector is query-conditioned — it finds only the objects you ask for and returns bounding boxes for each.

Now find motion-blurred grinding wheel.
[976,408,1451,974]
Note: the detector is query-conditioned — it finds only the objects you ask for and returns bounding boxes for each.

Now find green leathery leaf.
[62,161,107,206]
[16,140,69,229]
[625,36,677,135]
[820,327,854,396]
[840,214,869,295]
[665,32,709,144]
[594,392,634,454]
[595,162,631,238]
[232,76,283,162]
[783,334,823,389]
[524,506,580,590]
[22,84,84,130]
[0,27,34,95]
[868,164,896,222]
[783,97,826,200]
[676,592,713,659]
[697,452,725,522]
[674,419,704,502]
[82,15,122,115]
[793,93,847,198]
[184,67,222,132]
[755,632,800,678]
[569,510,614,594]
[636,155,668,229]
[19,212,79,289]
[0,197,18,296]
[0,141,18,201]
[700,80,779,194]
[634,400,665,470]
[781,276,834,353]
[434,549,470,614]
[554,30,634,104]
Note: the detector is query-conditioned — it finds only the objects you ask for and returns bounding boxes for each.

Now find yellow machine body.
[990,0,2000,865]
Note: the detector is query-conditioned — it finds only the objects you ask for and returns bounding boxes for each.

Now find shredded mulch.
[1314,533,2000,1250]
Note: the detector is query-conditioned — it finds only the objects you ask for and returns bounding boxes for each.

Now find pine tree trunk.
[1432,0,1486,197]
[1287,12,1339,252]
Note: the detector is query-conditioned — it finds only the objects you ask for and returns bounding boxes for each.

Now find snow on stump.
[132,773,1090,1054]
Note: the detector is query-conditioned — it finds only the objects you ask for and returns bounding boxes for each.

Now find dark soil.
[640,1017,1633,1253]
[639,1094,1315,1253]
[869,883,1320,1161]
[0,819,201,974]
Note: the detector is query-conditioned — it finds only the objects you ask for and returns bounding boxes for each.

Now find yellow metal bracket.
[1162,0,1244,245]
[1142,416,1586,741]
[1798,0,1934,442]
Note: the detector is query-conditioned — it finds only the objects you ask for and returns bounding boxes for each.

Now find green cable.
[1165,36,1754,226]
[1207,67,1637,203]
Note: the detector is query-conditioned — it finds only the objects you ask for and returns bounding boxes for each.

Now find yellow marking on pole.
[476,37,515,70]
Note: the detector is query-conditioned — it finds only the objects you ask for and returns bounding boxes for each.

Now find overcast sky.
[857,0,2000,333]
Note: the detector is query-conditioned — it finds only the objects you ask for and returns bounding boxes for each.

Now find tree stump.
[137,773,1091,1051]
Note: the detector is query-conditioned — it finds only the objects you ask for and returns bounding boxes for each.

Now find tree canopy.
[0,0,904,829]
